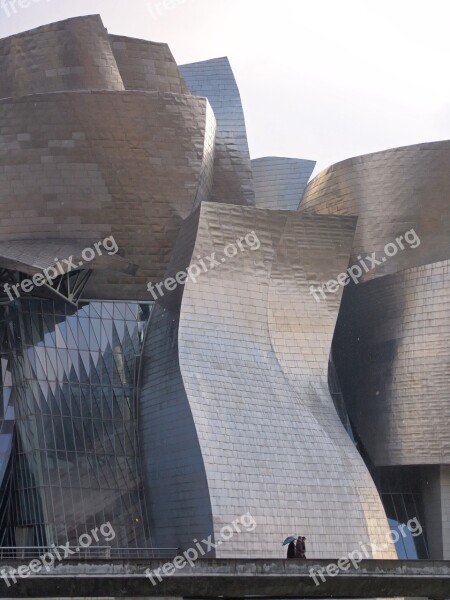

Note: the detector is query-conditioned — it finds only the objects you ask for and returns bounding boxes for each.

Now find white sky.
[0,0,449,175]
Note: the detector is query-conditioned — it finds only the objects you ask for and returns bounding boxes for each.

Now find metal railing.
[0,546,178,560]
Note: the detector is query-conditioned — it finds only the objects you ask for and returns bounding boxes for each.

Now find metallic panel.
[333,259,450,467]
[0,15,124,96]
[300,141,450,472]
[301,141,450,281]
[139,201,396,558]
[0,90,215,300]
[180,58,255,206]
[252,156,316,210]
[0,239,135,276]
[110,35,189,94]
[138,208,214,553]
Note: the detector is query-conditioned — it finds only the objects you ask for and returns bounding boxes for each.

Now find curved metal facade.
[300,141,450,469]
[139,202,396,558]
[300,142,450,557]
[180,57,255,206]
[301,141,450,281]
[333,259,450,467]
[0,14,218,548]
[0,15,124,96]
[0,90,215,300]
[109,35,189,94]
[1,13,444,560]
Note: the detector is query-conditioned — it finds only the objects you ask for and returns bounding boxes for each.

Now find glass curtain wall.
[0,299,152,549]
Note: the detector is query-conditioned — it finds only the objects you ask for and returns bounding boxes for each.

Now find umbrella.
[282,536,296,546]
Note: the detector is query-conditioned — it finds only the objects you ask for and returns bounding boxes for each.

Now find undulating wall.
[334,259,450,467]
[301,141,450,559]
[300,141,450,468]
[139,201,397,558]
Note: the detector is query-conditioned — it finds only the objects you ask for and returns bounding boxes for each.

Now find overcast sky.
[1,0,449,175]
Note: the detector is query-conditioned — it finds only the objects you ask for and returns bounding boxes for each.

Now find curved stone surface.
[180,58,255,206]
[333,258,450,467]
[0,15,124,98]
[301,141,450,281]
[252,156,316,210]
[139,201,396,558]
[0,90,215,300]
[110,35,189,94]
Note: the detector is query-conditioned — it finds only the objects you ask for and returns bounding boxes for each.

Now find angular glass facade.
[373,466,430,559]
[382,492,429,559]
[0,300,152,548]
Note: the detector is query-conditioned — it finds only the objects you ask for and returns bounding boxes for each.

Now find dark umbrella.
[282,536,296,546]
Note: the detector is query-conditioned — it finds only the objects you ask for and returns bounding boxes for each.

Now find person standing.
[301,536,307,558]
[295,536,305,559]
[287,540,296,558]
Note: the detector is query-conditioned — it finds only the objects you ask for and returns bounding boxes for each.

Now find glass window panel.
[43,314,56,348]
[114,303,127,320]
[5,299,150,548]
[101,303,114,319]
[55,322,67,349]
[89,303,102,319]
[89,320,101,352]
[404,494,429,558]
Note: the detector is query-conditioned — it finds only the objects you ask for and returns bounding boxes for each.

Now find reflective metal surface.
[301,141,450,281]
[0,15,124,95]
[110,34,189,94]
[2,14,447,560]
[139,202,397,558]
[300,141,450,469]
[300,142,450,557]
[252,156,316,210]
[0,90,215,300]
[181,58,255,206]
[333,259,450,467]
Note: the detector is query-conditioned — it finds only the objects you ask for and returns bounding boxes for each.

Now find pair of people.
[287,536,306,559]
